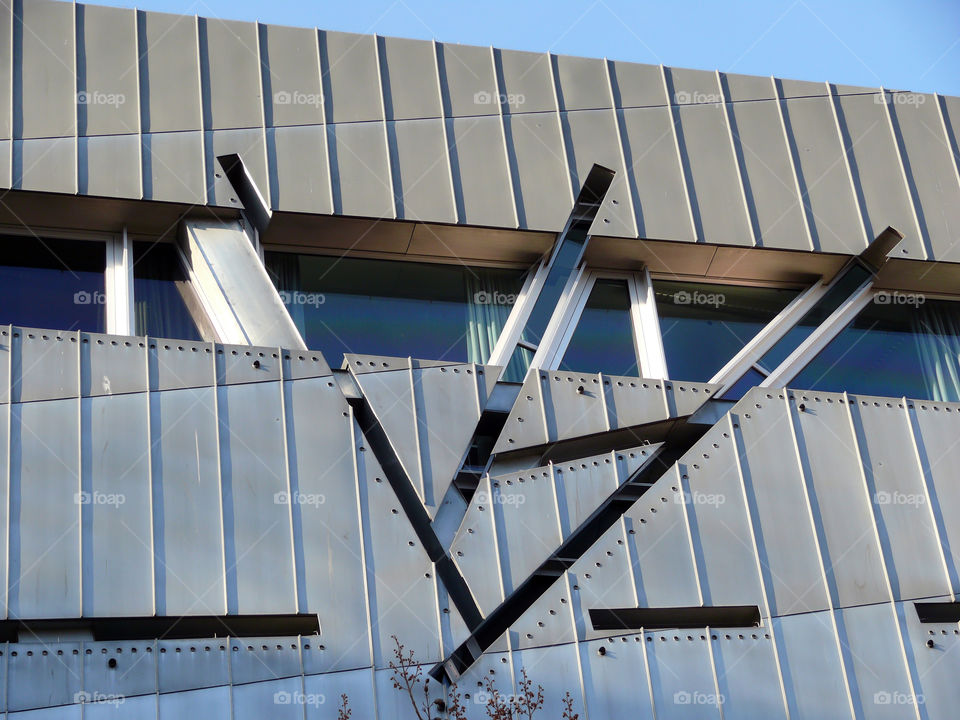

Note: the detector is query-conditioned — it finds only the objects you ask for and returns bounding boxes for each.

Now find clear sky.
[86,0,960,96]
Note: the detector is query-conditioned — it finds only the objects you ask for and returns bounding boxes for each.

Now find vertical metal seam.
[407,358,425,501]
[132,7,143,200]
[6,0,12,187]
[75,330,83,616]
[195,14,208,206]
[598,372,610,432]
[72,0,79,195]
[879,87,928,259]
[211,345,228,612]
[471,361,483,418]
[373,34,398,220]
[675,463,705,607]
[315,29,335,214]
[638,624,657,720]
[660,65,699,242]
[277,350,300,612]
[432,40,458,225]
[485,474,509,616]
[935,93,960,201]
[548,52,576,205]
[782,390,859,719]
[537,371,550,446]
[844,393,924,720]
[565,571,592,720]
[143,335,157,616]
[254,21,271,210]
[604,57,638,237]
[771,76,815,251]
[3,326,11,619]
[728,410,792,717]
[902,398,956,600]
[490,46,520,228]
[826,81,870,249]
[705,627,725,720]
[716,70,757,247]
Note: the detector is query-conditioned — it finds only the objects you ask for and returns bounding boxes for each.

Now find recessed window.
[654,281,800,382]
[133,242,201,341]
[560,279,639,376]
[0,235,106,332]
[792,295,960,401]
[265,253,526,367]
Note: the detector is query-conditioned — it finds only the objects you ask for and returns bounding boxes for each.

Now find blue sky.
[88,0,960,96]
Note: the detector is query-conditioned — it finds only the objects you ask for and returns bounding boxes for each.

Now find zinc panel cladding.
[450,477,504,616]
[321,30,383,124]
[141,131,206,204]
[566,522,635,641]
[379,36,442,121]
[834,91,925,257]
[7,642,83,712]
[233,677,303,720]
[438,42,498,118]
[446,115,516,227]
[216,381,296,614]
[328,120,395,218]
[0,0,10,139]
[268,122,332,215]
[711,631,788,719]
[79,133,140,198]
[608,60,667,109]
[510,579,578,649]
[16,0,75,139]
[514,645,587,719]
[889,94,960,262]
[553,54,612,112]
[503,112,571,231]
[259,23,324,128]
[16,136,76,193]
[201,17,262,131]
[304,668,377,720]
[81,392,154,616]
[137,9,202,134]
[901,596,960,718]
[156,639,230,694]
[0,140,9,188]
[82,640,158,700]
[644,630,719,720]
[581,637,656,720]
[206,127,269,207]
[388,118,456,223]
[76,4,138,137]
[159,685,231,719]
[495,49,556,115]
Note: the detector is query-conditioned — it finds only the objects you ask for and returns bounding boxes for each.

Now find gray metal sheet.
[733,394,828,616]
[150,387,225,616]
[414,364,483,514]
[82,333,148,397]
[202,18,262,131]
[513,645,585,718]
[16,137,75,194]
[260,24,324,128]
[380,36,441,121]
[0,405,7,618]
[206,128,269,207]
[722,72,776,102]
[839,602,916,720]
[217,382,296,614]
[451,650,514,719]
[7,642,82,712]
[496,49,555,114]
[8,706,82,719]
[375,665,444,719]
[389,118,456,223]
[281,349,332,380]
[503,113,571,231]
[569,522,635,641]
[900,597,960,718]
[711,630,787,719]
[0,139,10,188]
[675,102,753,246]
[157,639,230,693]
[77,4,139,136]
[667,67,723,108]
[268,125,333,214]
[215,344,282,385]
[581,636,655,720]
[835,93,923,257]
[304,668,377,720]
[12,328,79,403]
[141,131,206,204]
[230,638,302,684]
[891,96,960,262]
[553,451,619,536]
[451,477,504,616]
[789,392,888,608]
[492,369,548,453]
[83,693,156,719]
[510,573,577,649]
[561,109,637,237]
[321,31,383,124]
[158,685,230,718]
[138,10,202,133]
[680,421,764,607]
[328,121,395,218]
[540,371,608,443]
[645,630,721,720]
[779,77,829,99]
[286,378,371,671]
[909,403,960,595]
[147,338,215,392]
[356,426,441,668]
[0,0,9,139]
[727,99,810,249]
[850,398,948,601]
[609,60,668,108]
[781,96,866,253]
[625,466,701,608]
[496,466,562,592]
[0,327,8,405]
[663,381,719,418]
[447,116,515,227]
[619,106,696,241]
[554,55,611,111]
[82,393,154,616]
[9,398,81,619]
[17,0,75,139]
[773,610,852,719]
[233,677,305,720]
[79,134,140,199]
[439,42,497,118]
[82,640,157,699]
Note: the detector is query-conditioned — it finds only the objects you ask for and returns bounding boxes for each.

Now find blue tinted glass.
[560,279,638,376]
[520,238,587,346]
[133,242,201,341]
[265,253,525,368]
[792,296,960,402]
[655,281,799,382]
[721,367,767,400]
[0,236,105,332]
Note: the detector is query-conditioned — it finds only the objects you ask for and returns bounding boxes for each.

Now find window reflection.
[560,279,639,376]
[133,242,201,341]
[0,235,106,332]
